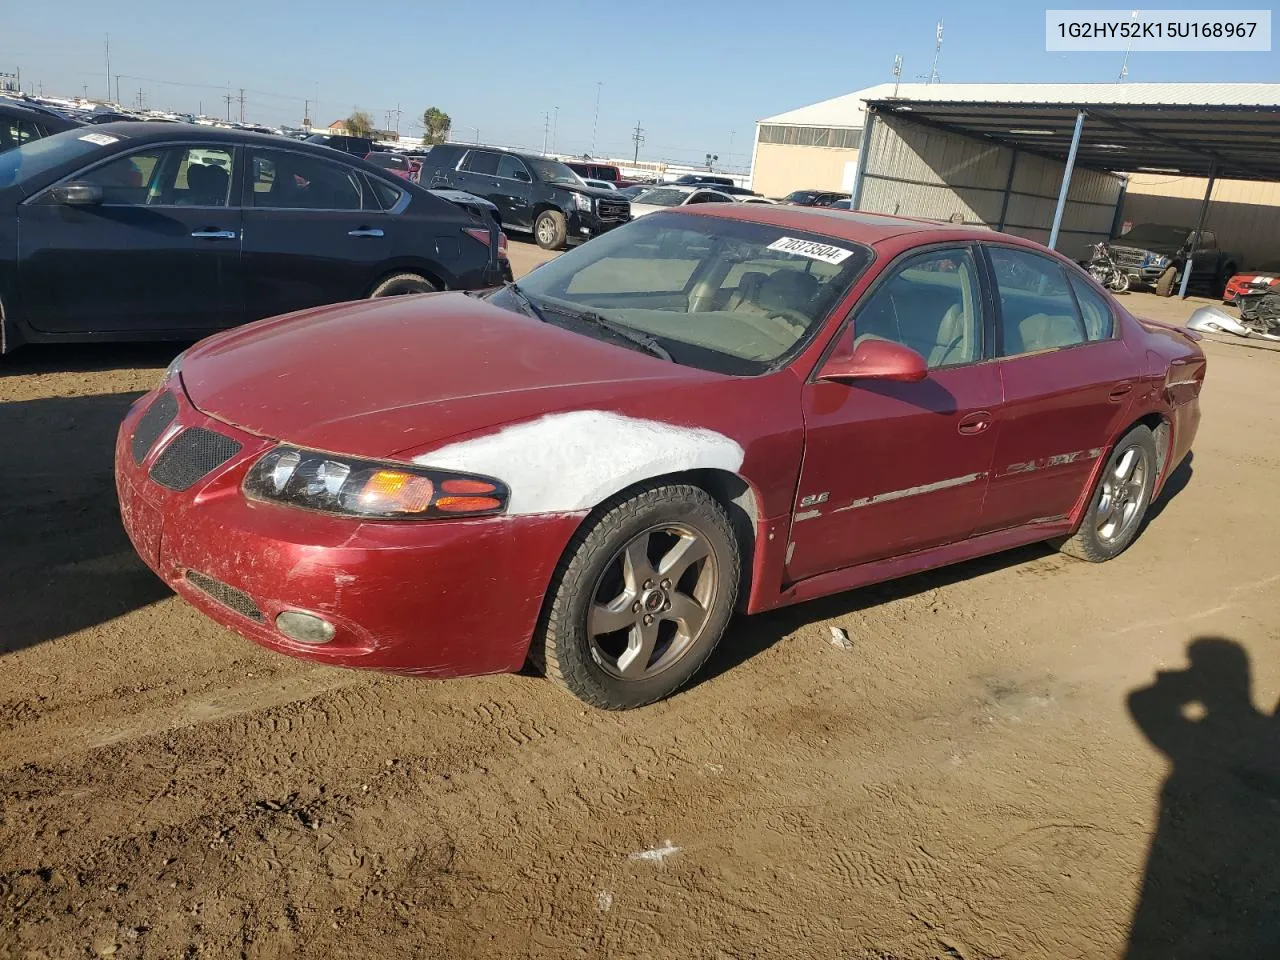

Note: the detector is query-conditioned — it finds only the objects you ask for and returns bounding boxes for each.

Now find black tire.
[1053,425,1159,563]
[536,484,740,710]
[369,273,437,298]
[533,209,568,251]
[1155,266,1178,297]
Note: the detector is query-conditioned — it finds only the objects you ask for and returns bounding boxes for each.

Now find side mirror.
[818,334,928,383]
[514,170,532,183]
[50,182,104,206]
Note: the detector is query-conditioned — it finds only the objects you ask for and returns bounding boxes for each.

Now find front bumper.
[114,384,581,677]
[568,209,630,241]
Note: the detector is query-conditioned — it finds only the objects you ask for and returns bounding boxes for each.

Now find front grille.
[597,198,630,222]
[131,391,178,464]
[184,570,264,622]
[1111,247,1148,269]
[149,427,242,491]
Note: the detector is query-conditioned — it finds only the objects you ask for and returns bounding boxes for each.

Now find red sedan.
[115,206,1205,709]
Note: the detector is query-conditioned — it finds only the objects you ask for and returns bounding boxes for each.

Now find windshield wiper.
[506,282,549,323]
[544,303,673,362]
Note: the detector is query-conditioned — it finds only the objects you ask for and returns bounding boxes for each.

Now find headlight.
[243,446,508,519]
[572,192,593,211]
[1153,255,1170,269]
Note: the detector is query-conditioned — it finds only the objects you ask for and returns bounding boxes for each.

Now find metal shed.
[852,83,1280,295]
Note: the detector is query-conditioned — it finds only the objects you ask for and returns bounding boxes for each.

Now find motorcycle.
[1088,242,1131,293]
[1186,294,1280,342]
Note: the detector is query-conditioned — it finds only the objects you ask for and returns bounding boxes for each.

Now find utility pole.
[115,75,120,105]
[223,90,233,122]
[82,83,88,99]
[727,129,735,167]
[395,102,401,134]
[104,33,111,100]
[892,54,903,97]
[590,81,602,157]
[631,121,645,164]
[135,87,144,110]
[552,106,559,153]
[237,88,246,124]
[542,112,550,154]
[928,20,943,84]
[303,99,311,131]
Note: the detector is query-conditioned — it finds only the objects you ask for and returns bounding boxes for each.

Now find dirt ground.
[2,261,1278,959]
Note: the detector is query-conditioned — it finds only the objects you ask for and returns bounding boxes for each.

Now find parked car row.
[0,122,512,354]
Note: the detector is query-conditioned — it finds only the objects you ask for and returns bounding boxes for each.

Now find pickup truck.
[1109,223,1240,297]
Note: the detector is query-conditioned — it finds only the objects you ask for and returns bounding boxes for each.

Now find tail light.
[464,226,509,257]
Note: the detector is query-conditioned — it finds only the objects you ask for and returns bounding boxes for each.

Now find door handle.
[348,228,385,238]
[1108,381,1134,402]
[191,229,237,240]
[957,411,993,436]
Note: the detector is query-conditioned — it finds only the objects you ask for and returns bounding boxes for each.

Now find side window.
[988,247,1086,356]
[248,149,363,210]
[1200,230,1217,248]
[68,148,170,205]
[853,247,983,368]
[367,177,405,211]
[169,147,233,206]
[1068,274,1115,341]
[462,151,500,176]
[497,155,528,181]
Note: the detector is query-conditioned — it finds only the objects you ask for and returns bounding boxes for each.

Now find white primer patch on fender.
[414,410,745,516]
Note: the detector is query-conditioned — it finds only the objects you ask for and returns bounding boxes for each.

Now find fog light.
[275,610,335,645]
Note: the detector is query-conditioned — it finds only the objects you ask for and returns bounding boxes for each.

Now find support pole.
[850,108,876,211]
[996,148,1019,232]
[1048,110,1085,251]
[1179,165,1216,299]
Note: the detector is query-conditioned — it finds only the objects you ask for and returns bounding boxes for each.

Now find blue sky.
[8,0,1278,168]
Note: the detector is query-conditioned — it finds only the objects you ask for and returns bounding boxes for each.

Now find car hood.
[1112,240,1181,256]
[179,293,709,459]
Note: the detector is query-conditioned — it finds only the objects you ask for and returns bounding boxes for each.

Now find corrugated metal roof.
[760,82,1280,128]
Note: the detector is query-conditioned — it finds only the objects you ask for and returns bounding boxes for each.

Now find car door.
[240,146,394,320]
[17,142,242,334]
[975,244,1135,535]
[493,154,535,230]
[787,245,1003,582]
[451,149,502,208]
[1191,230,1218,282]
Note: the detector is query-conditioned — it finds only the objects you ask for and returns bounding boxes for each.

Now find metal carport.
[851,83,1280,297]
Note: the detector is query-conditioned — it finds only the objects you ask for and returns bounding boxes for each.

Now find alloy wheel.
[1096,444,1151,544]
[587,523,718,681]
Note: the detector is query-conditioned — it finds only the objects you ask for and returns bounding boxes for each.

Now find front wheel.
[534,210,568,250]
[1155,266,1178,297]
[536,484,740,710]
[1053,425,1158,562]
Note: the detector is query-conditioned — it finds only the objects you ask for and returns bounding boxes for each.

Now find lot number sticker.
[78,133,119,146]
[767,237,853,265]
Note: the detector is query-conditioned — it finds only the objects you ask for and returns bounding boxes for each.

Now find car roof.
[673,203,1022,248]
[78,121,373,158]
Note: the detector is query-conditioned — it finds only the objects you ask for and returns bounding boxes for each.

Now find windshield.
[1120,223,1189,248]
[491,212,873,375]
[0,127,120,189]
[784,190,819,203]
[529,157,584,185]
[634,188,688,207]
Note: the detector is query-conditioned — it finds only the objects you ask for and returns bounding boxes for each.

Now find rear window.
[0,127,125,189]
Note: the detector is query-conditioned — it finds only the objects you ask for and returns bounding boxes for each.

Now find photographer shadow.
[1125,636,1280,958]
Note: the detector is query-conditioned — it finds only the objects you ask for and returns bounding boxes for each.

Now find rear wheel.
[534,210,568,251]
[1054,425,1158,562]
[369,273,436,298]
[1107,271,1131,294]
[536,484,739,710]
